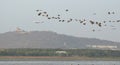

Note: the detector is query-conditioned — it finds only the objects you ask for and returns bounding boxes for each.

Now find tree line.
[0,48,120,57]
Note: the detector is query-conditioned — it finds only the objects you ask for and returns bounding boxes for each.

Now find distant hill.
[0,31,120,50]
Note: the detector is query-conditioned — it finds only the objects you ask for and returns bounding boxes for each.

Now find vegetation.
[0,48,120,57]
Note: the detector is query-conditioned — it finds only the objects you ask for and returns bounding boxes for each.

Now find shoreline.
[0,56,120,61]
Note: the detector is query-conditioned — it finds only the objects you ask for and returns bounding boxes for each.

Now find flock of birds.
[33,9,120,32]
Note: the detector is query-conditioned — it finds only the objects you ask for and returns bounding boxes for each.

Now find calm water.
[0,61,119,65]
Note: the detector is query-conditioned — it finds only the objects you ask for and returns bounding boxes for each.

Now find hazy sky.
[0,0,120,42]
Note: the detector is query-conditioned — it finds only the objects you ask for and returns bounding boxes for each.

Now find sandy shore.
[0,56,120,61]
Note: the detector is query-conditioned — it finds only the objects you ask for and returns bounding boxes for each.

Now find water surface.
[0,61,119,65]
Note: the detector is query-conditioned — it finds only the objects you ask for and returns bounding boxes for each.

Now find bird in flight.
[66,9,69,12]
[33,21,44,24]
[35,9,119,32]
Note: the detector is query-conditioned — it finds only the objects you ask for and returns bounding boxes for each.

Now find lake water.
[0,61,119,65]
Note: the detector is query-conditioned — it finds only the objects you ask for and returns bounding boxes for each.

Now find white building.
[86,45,117,50]
[56,51,67,54]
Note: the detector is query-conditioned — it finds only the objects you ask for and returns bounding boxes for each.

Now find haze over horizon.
[0,0,120,42]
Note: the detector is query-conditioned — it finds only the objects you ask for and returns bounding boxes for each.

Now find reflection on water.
[0,61,119,65]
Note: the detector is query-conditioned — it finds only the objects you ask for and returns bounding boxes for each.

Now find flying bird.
[33,21,40,24]
[92,29,95,32]
[98,23,102,27]
[38,13,42,16]
[43,11,47,14]
[66,9,69,12]
[35,9,120,31]
[117,20,120,22]
[93,13,96,15]
[58,14,60,16]
[89,20,94,24]
[48,17,51,19]
[36,10,39,12]
[112,12,115,14]
[83,23,86,25]
[108,12,111,14]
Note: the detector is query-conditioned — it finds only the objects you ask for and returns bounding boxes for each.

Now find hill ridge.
[0,31,120,50]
